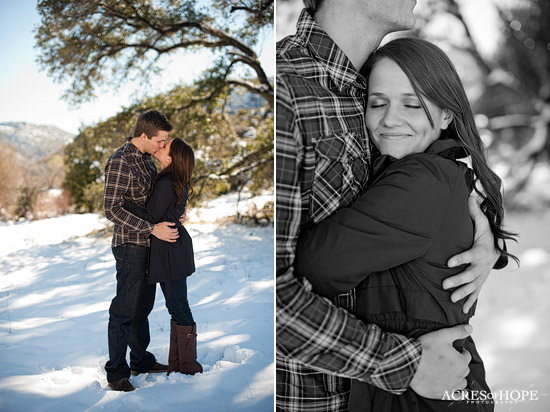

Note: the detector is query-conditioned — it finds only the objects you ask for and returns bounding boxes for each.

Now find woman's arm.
[295,155,459,297]
[122,199,153,222]
[145,175,174,223]
[121,175,174,224]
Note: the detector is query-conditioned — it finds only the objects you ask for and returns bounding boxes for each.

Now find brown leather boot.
[175,323,203,375]
[108,378,135,392]
[167,320,180,375]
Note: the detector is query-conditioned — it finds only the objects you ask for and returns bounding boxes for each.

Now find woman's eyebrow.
[367,92,418,98]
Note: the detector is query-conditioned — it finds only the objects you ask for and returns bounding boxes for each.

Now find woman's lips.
[378,133,412,139]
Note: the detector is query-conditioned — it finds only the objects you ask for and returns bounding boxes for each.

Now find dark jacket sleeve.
[122,200,152,222]
[145,175,175,223]
[295,155,460,297]
[176,186,189,214]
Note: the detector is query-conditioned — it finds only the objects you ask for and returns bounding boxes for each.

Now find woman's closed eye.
[368,98,422,110]
[403,98,422,109]
[367,98,387,108]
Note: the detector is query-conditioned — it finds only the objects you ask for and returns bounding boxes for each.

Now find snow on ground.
[472,209,550,412]
[1,191,548,412]
[188,190,272,223]
[0,195,274,411]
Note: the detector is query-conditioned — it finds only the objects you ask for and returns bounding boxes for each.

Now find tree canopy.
[35,0,273,108]
[64,83,273,218]
[410,0,550,208]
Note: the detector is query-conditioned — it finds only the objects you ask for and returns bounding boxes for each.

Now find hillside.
[0,121,74,159]
[0,122,74,219]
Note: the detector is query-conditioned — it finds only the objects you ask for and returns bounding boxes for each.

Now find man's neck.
[314,8,387,71]
[130,137,146,154]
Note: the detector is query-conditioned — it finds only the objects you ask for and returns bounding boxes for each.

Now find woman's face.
[365,57,452,159]
[154,138,172,169]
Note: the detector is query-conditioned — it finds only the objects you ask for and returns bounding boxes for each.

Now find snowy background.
[0,200,549,412]
[471,210,550,412]
[0,194,274,412]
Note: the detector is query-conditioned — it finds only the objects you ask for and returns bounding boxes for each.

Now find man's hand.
[179,208,187,225]
[443,195,499,313]
[410,325,473,399]
[151,222,179,242]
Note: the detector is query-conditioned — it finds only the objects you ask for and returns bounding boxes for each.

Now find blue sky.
[0,1,274,134]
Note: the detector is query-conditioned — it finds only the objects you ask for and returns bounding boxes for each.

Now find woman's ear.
[165,156,172,166]
[441,110,454,130]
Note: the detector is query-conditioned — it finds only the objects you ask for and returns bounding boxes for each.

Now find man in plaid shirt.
[276,1,500,410]
[103,110,181,392]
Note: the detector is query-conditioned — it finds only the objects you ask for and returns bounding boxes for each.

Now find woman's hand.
[443,195,499,313]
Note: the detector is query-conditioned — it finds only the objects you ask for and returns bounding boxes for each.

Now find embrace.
[103,110,202,392]
[276,1,518,411]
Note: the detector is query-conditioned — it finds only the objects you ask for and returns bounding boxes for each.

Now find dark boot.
[108,378,135,392]
[175,323,203,375]
[130,361,168,376]
[167,320,180,375]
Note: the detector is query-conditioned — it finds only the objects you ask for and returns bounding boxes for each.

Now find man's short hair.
[303,0,324,13]
[133,110,173,139]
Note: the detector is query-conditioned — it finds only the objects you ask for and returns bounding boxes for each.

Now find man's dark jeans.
[105,244,156,382]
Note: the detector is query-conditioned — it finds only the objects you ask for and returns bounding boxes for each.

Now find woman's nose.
[380,105,403,128]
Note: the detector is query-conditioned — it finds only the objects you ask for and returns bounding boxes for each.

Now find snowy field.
[472,210,550,412]
[0,198,274,411]
[0,196,548,412]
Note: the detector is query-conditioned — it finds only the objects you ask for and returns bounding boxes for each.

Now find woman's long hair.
[362,37,518,264]
[158,138,195,202]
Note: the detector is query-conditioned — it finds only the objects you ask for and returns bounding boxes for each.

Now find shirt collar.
[425,139,467,159]
[124,136,151,159]
[295,9,367,91]
[372,139,468,176]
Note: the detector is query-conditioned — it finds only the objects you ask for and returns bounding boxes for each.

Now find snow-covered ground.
[472,210,550,412]
[0,197,274,411]
[1,193,548,412]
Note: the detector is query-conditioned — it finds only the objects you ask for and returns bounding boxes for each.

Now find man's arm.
[276,77,421,394]
[444,195,500,313]
[104,154,154,236]
[104,155,177,242]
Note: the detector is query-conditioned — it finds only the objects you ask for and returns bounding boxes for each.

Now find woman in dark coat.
[294,38,518,411]
[124,137,202,376]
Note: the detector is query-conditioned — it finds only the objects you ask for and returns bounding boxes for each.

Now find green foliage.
[35,0,273,107]
[64,83,273,213]
[14,186,37,220]
[496,1,550,103]
[0,138,22,218]
[82,181,106,214]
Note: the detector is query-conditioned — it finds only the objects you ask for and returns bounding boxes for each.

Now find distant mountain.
[226,89,268,113]
[0,122,74,159]
[225,77,274,114]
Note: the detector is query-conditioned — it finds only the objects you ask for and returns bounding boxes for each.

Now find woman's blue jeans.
[105,244,156,382]
[160,278,195,326]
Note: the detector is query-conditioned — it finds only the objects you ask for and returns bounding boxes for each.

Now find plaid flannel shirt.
[276,9,422,411]
[104,137,157,247]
